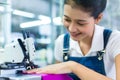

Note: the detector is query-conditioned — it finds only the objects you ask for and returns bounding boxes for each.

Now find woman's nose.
[68,23,77,32]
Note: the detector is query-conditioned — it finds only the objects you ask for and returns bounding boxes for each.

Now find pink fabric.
[41,74,73,80]
[32,73,73,80]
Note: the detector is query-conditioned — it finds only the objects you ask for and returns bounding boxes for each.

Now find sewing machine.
[0,31,40,79]
[0,31,73,80]
[0,31,37,69]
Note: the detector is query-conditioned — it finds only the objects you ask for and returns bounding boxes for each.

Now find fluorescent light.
[20,15,51,28]
[20,15,62,28]
[39,15,62,25]
[0,6,5,12]
[13,10,35,18]
[53,17,62,25]
[20,20,51,28]
[36,38,51,44]
[38,15,50,21]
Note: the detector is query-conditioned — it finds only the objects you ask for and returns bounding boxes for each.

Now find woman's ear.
[95,13,103,24]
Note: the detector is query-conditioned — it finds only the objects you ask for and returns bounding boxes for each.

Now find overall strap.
[63,33,70,52]
[63,29,112,61]
[97,29,112,60]
[63,33,70,61]
[103,29,112,49]
[63,29,112,51]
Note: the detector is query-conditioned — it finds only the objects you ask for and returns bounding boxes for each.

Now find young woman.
[27,0,120,80]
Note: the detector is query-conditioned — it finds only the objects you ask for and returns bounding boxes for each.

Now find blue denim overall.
[63,29,112,80]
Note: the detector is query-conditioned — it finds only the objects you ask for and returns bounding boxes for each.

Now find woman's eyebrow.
[64,15,87,22]
[64,15,70,18]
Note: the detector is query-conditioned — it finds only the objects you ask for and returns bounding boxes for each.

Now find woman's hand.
[25,61,75,74]
[25,60,113,80]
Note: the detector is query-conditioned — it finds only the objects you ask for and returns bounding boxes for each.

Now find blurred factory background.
[0,0,120,66]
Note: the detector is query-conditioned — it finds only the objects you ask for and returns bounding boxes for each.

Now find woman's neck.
[78,35,93,55]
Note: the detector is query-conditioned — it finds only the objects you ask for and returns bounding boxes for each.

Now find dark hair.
[64,0,107,19]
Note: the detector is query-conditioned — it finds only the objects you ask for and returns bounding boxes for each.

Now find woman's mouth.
[70,33,81,37]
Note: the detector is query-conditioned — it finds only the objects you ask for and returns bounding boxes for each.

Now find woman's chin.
[71,36,80,41]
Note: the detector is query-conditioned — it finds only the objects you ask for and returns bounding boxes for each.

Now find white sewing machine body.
[3,37,35,63]
[0,32,38,75]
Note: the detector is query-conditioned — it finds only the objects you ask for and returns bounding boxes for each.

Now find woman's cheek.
[63,21,69,27]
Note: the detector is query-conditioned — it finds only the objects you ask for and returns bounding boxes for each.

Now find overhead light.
[20,20,51,28]
[53,17,62,25]
[38,15,50,21]
[13,9,35,18]
[0,6,5,12]
[36,38,51,44]
[20,15,62,28]
[39,15,63,25]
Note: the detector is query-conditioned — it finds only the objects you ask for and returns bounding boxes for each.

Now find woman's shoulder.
[55,34,66,44]
[107,29,120,46]
[111,29,120,38]
[56,34,65,41]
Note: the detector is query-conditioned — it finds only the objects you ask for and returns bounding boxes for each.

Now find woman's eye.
[64,19,71,22]
[77,23,85,26]
[77,22,87,26]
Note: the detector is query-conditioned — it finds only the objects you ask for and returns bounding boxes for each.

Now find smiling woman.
[1,0,120,80]
[26,0,120,80]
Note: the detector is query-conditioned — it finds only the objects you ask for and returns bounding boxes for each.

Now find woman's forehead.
[63,5,92,19]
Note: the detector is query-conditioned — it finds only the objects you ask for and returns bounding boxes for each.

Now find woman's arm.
[115,54,120,80]
[55,60,61,63]
[26,61,73,74]
[26,60,114,80]
[72,54,120,80]
[71,61,112,80]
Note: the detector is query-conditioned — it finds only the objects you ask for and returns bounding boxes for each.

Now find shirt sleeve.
[54,34,64,62]
[108,30,120,58]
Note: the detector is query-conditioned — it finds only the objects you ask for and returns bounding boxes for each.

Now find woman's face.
[63,5,98,41]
